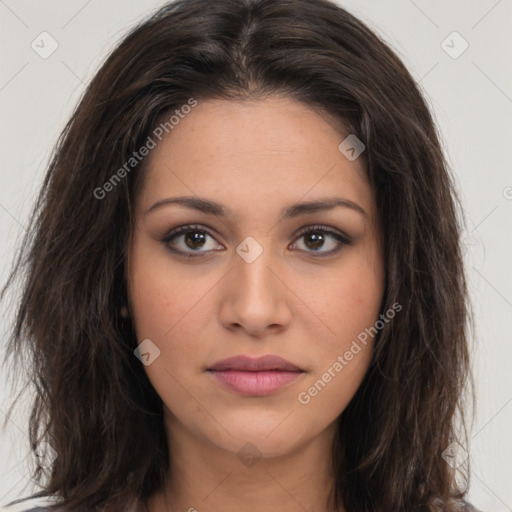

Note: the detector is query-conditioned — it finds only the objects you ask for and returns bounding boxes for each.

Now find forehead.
[137,96,374,222]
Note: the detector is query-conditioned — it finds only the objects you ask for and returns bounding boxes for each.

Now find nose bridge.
[233,234,279,302]
[220,234,291,333]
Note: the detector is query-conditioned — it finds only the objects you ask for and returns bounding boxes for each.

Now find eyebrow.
[145,195,367,220]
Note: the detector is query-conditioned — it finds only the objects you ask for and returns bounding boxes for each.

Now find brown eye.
[162,225,224,257]
[183,231,207,249]
[303,231,325,250]
[291,226,352,256]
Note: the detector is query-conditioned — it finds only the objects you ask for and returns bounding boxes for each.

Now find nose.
[219,240,292,337]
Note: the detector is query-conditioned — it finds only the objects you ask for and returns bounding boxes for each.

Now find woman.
[1,0,479,510]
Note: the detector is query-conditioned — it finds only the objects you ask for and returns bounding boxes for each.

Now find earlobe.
[120,305,130,318]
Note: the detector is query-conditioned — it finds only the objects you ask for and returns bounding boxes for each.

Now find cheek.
[127,239,217,395]
[297,240,384,355]
[330,265,384,342]
[293,243,384,417]
[127,244,213,422]
[128,238,210,338]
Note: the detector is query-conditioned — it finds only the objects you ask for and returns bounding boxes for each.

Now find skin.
[126,96,385,512]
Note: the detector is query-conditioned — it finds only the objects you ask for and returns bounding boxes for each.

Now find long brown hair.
[1,0,474,510]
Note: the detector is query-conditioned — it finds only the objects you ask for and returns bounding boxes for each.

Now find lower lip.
[207,370,304,396]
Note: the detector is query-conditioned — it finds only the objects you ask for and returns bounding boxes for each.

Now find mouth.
[206,354,305,397]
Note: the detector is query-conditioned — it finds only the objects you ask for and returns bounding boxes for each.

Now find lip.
[207,354,302,372]
[206,355,305,397]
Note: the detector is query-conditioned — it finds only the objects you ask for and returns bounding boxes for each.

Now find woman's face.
[127,96,385,461]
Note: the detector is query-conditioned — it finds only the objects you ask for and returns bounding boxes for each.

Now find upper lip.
[207,355,303,372]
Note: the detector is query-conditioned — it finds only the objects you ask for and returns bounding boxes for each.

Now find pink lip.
[206,355,305,396]
[207,354,302,372]
[208,370,303,396]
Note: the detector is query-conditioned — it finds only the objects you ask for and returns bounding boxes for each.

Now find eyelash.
[161,224,352,259]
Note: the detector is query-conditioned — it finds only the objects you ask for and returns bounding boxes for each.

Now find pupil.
[305,232,324,250]
[185,231,205,249]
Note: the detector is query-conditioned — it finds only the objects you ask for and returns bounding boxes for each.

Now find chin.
[206,417,311,458]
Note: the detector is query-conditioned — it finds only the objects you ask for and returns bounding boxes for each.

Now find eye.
[161,224,223,258]
[290,225,352,256]
[161,224,352,258]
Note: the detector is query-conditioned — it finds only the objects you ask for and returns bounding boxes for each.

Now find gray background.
[1,1,511,510]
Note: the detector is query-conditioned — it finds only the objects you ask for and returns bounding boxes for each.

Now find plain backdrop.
[1,1,511,511]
